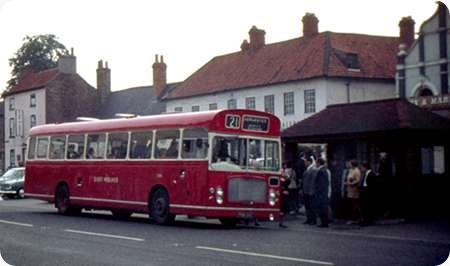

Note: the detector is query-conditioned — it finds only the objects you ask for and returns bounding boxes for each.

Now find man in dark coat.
[294,153,306,213]
[359,162,376,225]
[314,158,330,227]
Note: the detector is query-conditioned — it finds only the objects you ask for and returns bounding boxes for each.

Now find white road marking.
[0,219,33,227]
[196,246,334,265]
[64,229,145,242]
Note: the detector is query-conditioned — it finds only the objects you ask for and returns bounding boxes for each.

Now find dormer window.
[345,53,361,70]
[334,49,361,71]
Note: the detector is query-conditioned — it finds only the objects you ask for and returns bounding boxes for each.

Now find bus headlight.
[216,187,224,205]
[268,189,277,206]
[216,187,224,196]
[216,197,224,204]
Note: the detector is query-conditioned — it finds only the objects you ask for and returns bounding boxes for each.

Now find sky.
[0,0,445,94]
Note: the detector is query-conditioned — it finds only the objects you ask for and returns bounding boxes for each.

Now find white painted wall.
[402,7,450,98]
[166,78,395,130]
[4,88,46,167]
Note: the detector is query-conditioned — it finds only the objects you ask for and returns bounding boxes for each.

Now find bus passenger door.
[170,162,191,204]
[173,161,208,206]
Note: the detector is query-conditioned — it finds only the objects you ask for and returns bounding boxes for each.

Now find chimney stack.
[399,16,415,49]
[248,26,265,51]
[302,13,319,38]
[240,40,250,52]
[153,54,167,98]
[58,47,76,74]
[97,59,111,105]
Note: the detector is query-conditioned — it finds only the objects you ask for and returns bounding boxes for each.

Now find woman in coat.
[345,160,361,224]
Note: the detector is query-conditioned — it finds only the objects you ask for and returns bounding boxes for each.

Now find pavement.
[276,211,450,246]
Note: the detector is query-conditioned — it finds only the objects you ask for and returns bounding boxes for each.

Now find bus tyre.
[55,185,81,216]
[150,189,174,225]
[220,218,239,228]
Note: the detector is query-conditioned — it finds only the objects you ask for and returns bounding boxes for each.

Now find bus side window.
[28,136,37,160]
[182,128,208,159]
[49,136,66,160]
[130,131,153,159]
[67,135,85,159]
[36,137,49,159]
[155,129,180,159]
[107,132,128,159]
[86,133,106,159]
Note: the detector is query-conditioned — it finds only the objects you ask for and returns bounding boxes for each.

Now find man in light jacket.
[302,156,318,225]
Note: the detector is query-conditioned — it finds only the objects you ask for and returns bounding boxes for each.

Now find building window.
[421,146,445,174]
[245,97,256,110]
[9,149,15,167]
[227,99,237,109]
[191,106,200,112]
[9,118,15,138]
[30,115,37,128]
[283,92,294,115]
[174,107,183,112]
[264,95,275,114]
[209,103,218,110]
[304,89,316,113]
[30,94,36,107]
[9,97,15,111]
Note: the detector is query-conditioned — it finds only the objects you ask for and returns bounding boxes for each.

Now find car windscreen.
[1,169,24,181]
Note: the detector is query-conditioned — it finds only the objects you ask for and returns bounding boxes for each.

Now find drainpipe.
[346,81,351,103]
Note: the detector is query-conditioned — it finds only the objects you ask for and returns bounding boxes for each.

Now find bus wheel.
[220,218,239,228]
[55,185,81,216]
[150,189,174,225]
[111,210,132,219]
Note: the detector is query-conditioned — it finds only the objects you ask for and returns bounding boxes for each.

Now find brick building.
[1,50,98,169]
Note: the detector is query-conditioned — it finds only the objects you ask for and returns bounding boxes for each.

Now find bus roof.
[29,109,280,137]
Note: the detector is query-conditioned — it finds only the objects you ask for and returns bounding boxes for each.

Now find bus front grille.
[228,178,266,203]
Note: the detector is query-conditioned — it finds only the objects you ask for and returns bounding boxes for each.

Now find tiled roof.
[2,68,59,97]
[98,83,179,119]
[282,99,450,141]
[168,32,399,99]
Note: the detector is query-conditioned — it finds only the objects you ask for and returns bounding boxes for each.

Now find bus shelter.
[282,99,450,220]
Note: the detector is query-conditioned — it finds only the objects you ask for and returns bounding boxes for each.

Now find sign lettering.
[243,116,269,132]
[225,115,241,129]
[409,95,450,107]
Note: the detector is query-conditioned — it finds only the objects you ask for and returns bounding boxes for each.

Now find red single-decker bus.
[25,109,282,225]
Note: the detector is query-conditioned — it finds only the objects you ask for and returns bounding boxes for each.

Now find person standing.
[314,158,330,227]
[302,156,318,225]
[344,159,361,225]
[294,153,306,213]
[377,152,392,218]
[284,162,298,215]
[279,166,291,228]
[359,162,376,226]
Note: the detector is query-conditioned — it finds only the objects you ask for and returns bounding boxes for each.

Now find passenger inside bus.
[86,148,95,159]
[182,138,207,159]
[67,144,79,159]
[166,138,179,158]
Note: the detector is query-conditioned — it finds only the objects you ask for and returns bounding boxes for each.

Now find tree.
[7,34,68,89]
